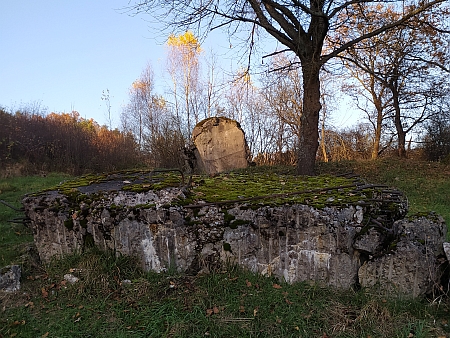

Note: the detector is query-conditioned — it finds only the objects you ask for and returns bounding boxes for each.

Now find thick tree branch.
[291,0,329,17]
[265,0,302,28]
[247,0,298,49]
[262,0,300,41]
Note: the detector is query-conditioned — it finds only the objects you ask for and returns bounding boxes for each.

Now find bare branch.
[323,0,447,62]
[247,0,298,50]
[327,0,386,19]
[261,0,302,41]
[262,48,291,59]
[291,0,329,18]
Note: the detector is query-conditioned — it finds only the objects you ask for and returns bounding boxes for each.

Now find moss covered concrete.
[29,166,407,226]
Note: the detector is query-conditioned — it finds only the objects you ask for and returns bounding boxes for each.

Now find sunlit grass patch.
[317,158,450,240]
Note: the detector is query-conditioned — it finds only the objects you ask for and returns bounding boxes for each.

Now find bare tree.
[339,4,450,158]
[260,54,303,161]
[225,71,261,155]
[166,31,203,136]
[423,97,450,161]
[262,54,303,141]
[121,64,169,151]
[127,0,446,175]
[101,89,113,130]
[203,51,226,120]
[341,62,392,159]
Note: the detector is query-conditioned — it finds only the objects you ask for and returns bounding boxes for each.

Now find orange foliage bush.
[0,109,141,176]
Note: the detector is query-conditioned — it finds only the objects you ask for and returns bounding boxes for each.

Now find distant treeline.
[0,109,141,176]
[1,105,449,178]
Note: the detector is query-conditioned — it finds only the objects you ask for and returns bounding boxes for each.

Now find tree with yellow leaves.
[166,31,203,135]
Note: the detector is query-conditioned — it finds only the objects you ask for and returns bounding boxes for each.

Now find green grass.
[1,250,449,337]
[0,173,71,266]
[1,161,449,337]
[317,158,450,239]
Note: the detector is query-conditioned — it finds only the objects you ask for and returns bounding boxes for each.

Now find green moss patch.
[64,218,74,230]
[184,171,388,209]
[223,242,232,252]
[29,166,407,227]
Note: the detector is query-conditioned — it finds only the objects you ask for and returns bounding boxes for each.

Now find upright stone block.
[192,117,251,175]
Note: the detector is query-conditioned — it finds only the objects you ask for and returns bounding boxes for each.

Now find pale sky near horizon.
[0,1,359,129]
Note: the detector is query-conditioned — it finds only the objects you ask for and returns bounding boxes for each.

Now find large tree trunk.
[297,65,321,176]
[389,68,407,158]
[321,108,328,162]
[371,106,383,159]
[395,111,407,158]
[391,84,407,158]
[370,90,383,159]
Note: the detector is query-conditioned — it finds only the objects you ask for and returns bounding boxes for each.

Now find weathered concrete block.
[192,117,251,175]
[444,242,450,262]
[353,228,384,254]
[358,216,447,297]
[22,176,447,297]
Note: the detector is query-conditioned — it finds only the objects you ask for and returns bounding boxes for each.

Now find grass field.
[0,160,449,338]
[317,158,450,231]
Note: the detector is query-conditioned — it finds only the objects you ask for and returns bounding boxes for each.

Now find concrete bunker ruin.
[22,168,448,297]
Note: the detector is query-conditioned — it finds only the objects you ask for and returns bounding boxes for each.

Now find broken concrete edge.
[0,265,21,293]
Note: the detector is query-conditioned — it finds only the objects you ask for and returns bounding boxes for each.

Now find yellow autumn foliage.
[132,80,146,90]
[167,30,202,53]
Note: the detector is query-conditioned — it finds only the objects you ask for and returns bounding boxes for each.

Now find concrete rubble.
[0,265,21,292]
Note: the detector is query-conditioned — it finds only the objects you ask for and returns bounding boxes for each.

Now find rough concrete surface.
[23,186,447,297]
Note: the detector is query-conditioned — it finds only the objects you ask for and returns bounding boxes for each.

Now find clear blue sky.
[0,0,358,129]
[0,0,180,127]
